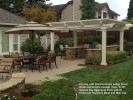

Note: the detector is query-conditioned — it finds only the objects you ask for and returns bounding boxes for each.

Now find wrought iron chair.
[46,53,57,70]
[33,55,47,73]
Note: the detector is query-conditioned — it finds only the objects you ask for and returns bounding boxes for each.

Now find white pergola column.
[73,31,77,47]
[120,30,124,51]
[100,30,107,65]
[50,32,54,52]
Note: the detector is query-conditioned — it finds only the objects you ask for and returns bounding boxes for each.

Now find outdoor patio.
[13,56,85,83]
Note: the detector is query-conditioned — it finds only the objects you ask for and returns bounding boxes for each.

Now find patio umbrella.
[6,21,59,53]
[6,21,58,34]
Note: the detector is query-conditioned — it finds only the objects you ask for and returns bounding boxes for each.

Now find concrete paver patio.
[17,57,85,83]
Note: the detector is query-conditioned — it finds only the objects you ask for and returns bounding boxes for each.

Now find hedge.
[107,51,128,65]
[83,36,116,45]
[85,51,128,65]
[85,56,101,65]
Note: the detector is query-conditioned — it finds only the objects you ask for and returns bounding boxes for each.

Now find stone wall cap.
[12,73,26,78]
[86,49,102,50]
[106,45,118,47]
[0,78,24,91]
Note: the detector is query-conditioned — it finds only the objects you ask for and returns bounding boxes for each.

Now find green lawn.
[33,59,133,100]
[61,59,133,100]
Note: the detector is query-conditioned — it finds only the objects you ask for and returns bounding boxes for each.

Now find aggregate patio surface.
[16,57,85,83]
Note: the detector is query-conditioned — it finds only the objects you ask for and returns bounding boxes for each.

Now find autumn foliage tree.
[22,5,56,24]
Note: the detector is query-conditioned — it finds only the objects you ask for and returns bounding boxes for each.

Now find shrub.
[83,36,116,45]
[21,87,41,97]
[107,51,128,65]
[83,36,101,44]
[32,79,75,100]
[21,36,44,53]
[85,56,101,65]
[107,36,117,45]
[54,38,74,50]
[124,42,133,52]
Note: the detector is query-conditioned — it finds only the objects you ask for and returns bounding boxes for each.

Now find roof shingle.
[0,8,27,24]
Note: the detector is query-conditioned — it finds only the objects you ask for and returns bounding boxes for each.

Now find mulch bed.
[16,84,43,100]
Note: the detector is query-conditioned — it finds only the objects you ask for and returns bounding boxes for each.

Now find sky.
[48,0,130,20]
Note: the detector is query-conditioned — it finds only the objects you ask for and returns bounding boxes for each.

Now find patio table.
[14,56,37,72]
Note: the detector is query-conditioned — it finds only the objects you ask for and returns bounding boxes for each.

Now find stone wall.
[0,73,25,95]
[86,49,102,58]
[65,47,86,60]
[86,45,118,58]
[107,45,118,51]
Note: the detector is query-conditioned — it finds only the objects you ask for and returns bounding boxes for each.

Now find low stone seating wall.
[86,49,102,58]
[0,73,25,95]
[107,45,118,51]
[86,45,118,58]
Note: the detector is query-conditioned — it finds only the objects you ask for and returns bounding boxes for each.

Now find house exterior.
[0,8,28,55]
[53,0,120,21]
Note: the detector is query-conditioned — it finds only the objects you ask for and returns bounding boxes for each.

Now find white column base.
[100,62,107,66]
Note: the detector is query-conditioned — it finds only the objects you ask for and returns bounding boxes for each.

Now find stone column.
[120,30,124,51]
[100,30,107,65]
[50,32,54,52]
[73,31,77,47]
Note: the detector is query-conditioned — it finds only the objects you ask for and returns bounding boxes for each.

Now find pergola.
[48,19,133,65]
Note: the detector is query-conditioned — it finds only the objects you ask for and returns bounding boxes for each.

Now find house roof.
[0,8,27,26]
[95,2,119,16]
[52,1,119,16]
[52,1,73,14]
[52,4,65,14]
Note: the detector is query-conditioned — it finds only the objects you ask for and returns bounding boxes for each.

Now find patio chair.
[65,44,69,48]
[46,53,57,70]
[33,55,47,73]
[21,57,32,72]
[12,58,22,72]
[59,45,65,58]
[84,44,89,48]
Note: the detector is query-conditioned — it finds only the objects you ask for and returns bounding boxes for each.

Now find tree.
[123,18,133,24]
[0,0,49,13]
[127,0,133,19]
[0,0,24,13]
[22,5,56,24]
[80,0,96,20]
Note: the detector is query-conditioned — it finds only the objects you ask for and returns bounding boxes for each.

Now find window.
[103,12,107,18]
[98,11,101,18]
[109,15,114,19]
[2,31,9,52]
[13,34,18,51]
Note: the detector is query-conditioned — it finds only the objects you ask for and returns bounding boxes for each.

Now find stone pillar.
[73,31,77,47]
[100,30,107,65]
[120,30,124,51]
[50,32,54,52]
